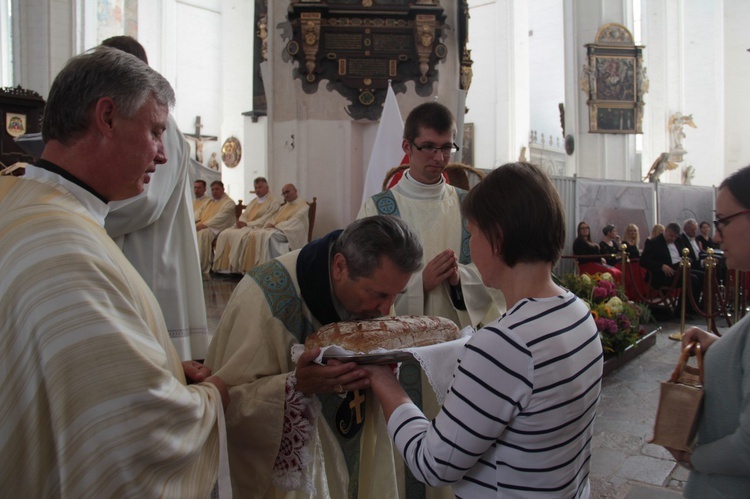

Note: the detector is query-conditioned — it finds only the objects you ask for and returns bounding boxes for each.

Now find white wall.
[723,0,750,179]
[465,0,531,170]
[529,0,565,144]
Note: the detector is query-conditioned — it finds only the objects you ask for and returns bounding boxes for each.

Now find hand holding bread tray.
[291,316,473,403]
[300,315,468,362]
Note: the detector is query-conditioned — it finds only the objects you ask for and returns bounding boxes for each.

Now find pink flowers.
[592,279,617,300]
[595,318,618,335]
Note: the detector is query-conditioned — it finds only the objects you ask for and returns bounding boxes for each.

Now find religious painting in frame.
[580,24,648,134]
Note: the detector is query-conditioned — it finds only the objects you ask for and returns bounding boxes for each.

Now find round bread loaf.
[304,315,460,352]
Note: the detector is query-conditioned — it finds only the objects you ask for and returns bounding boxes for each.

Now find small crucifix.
[184,116,218,164]
[349,389,366,424]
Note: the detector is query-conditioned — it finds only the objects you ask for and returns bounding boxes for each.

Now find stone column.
[563,0,637,181]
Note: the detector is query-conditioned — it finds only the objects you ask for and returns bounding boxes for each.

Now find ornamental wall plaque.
[579,23,648,134]
[221,137,242,168]
[285,0,447,120]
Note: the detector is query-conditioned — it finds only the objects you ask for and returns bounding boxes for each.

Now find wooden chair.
[445,162,486,190]
[382,164,410,191]
[307,197,317,242]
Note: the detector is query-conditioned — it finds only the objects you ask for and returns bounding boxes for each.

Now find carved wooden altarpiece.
[580,23,648,134]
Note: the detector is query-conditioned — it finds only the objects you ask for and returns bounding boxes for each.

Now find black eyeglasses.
[411,141,460,157]
[713,208,750,233]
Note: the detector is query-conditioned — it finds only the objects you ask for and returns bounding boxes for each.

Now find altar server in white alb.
[101,35,209,361]
[358,101,500,330]
[365,162,603,498]
[0,47,229,497]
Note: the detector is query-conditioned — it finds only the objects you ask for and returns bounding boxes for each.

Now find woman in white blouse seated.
[365,162,604,498]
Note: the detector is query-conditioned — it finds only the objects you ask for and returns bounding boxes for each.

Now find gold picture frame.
[221,137,242,168]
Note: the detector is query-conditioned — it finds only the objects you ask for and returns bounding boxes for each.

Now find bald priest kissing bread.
[304,315,460,353]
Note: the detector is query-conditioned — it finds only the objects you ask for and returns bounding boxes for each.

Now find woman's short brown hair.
[462,162,565,267]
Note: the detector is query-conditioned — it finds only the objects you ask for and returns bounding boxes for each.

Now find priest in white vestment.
[212,176,281,273]
[237,183,310,273]
[358,102,502,330]
[196,179,236,275]
[194,178,211,217]
[0,47,228,498]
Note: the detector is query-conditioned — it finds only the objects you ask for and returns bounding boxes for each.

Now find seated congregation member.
[640,222,704,314]
[697,220,718,251]
[678,218,704,267]
[623,223,641,260]
[358,101,501,330]
[364,162,603,497]
[195,180,236,275]
[648,223,665,242]
[102,35,209,361]
[599,223,621,264]
[193,179,210,218]
[573,221,622,281]
[205,216,423,498]
[0,46,228,498]
[212,176,281,273]
[237,183,309,272]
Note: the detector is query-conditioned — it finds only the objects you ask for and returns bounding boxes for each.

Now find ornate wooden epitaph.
[285,0,447,120]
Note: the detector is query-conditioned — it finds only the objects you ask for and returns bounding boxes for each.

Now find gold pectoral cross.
[349,389,365,424]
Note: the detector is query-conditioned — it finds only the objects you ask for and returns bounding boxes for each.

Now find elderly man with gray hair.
[0,47,228,497]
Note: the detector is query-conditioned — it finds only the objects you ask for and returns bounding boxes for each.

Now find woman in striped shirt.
[365,162,604,498]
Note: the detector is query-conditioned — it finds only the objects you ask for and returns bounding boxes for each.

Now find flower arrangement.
[560,272,651,355]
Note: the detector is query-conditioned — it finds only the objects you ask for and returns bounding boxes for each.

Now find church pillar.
[10,0,76,97]
[563,0,637,181]
[218,0,255,201]
[465,0,529,170]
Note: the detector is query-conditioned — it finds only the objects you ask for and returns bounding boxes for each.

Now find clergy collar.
[25,162,109,226]
[257,193,269,203]
[397,170,446,199]
[34,159,108,203]
[297,230,343,326]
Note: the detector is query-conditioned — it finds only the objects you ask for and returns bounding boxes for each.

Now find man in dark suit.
[677,218,703,266]
[641,222,703,315]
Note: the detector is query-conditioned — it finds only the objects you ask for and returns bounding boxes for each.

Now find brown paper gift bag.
[650,342,704,452]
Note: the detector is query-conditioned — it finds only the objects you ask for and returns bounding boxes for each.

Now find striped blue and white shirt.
[389,291,603,498]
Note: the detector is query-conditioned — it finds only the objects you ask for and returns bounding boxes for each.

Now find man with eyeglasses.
[357,101,501,499]
[359,101,500,329]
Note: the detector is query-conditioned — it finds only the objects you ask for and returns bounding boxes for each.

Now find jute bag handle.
[670,342,704,386]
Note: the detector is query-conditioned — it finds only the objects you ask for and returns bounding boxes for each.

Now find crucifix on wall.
[184,116,217,164]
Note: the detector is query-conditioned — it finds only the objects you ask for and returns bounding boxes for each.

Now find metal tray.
[322,351,414,365]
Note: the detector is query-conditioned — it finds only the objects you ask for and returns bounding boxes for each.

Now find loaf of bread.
[304,315,460,352]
